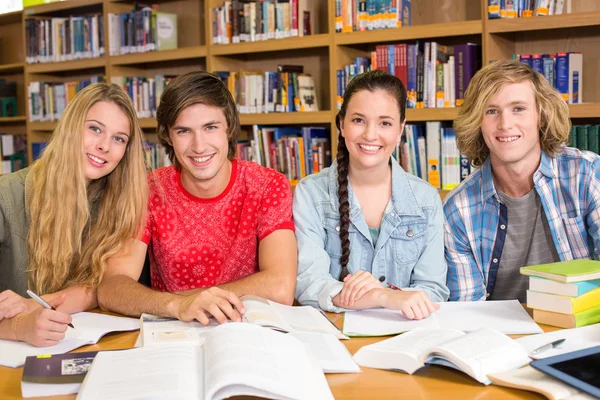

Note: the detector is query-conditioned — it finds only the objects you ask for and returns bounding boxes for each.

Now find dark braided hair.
[335,70,407,281]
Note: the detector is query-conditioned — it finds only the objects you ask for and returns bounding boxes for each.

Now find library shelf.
[0,116,26,124]
[0,63,24,74]
[334,20,482,46]
[109,46,208,66]
[210,34,331,56]
[239,111,333,126]
[23,0,103,16]
[406,108,459,122]
[139,118,157,129]
[486,11,600,33]
[0,10,22,25]
[568,103,600,119]
[439,190,450,200]
[28,121,56,131]
[26,57,107,74]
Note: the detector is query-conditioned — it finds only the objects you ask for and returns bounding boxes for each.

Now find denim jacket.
[293,158,449,312]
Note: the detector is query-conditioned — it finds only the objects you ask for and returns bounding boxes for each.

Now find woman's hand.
[377,289,439,320]
[338,271,383,307]
[0,290,38,321]
[16,295,73,347]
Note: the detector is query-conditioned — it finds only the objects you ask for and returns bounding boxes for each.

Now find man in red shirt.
[98,72,297,325]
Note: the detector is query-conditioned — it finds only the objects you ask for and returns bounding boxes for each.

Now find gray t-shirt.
[490,188,560,303]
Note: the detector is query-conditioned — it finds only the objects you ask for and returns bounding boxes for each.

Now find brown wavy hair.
[335,70,407,280]
[454,60,571,168]
[27,83,148,295]
[156,71,240,168]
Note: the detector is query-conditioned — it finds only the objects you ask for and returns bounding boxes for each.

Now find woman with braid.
[293,70,449,318]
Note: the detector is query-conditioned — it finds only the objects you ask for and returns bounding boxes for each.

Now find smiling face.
[481,81,541,172]
[169,103,231,198]
[82,101,130,183]
[340,89,404,173]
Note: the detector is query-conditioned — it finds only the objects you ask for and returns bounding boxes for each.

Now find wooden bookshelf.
[28,121,56,132]
[487,11,600,33]
[0,63,24,74]
[211,34,331,56]
[0,116,26,124]
[26,58,107,74]
[22,0,103,16]
[568,104,600,119]
[109,46,208,66]
[0,10,22,25]
[406,108,460,122]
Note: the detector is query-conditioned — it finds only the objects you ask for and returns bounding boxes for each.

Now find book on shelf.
[25,14,105,64]
[0,80,18,117]
[520,260,600,283]
[488,0,571,19]
[110,75,175,118]
[353,327,530,385]
[488,365,596,400]
[77,323,335,400]
[32,142,49,162]
[144,141,171,171]
[527,287,600,315]
[335,0,411,32]
[0,135,27,174]
[533,304,600,329]
[297,75,319,111]
[21,351,98,399]
[528,277,600,297]
[569,125,600,155]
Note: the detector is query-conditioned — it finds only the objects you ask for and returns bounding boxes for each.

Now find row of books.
[396,122,467,191]
[488,0,571,19]
[110,75,175,119]
[107,7,177,56]
[27,77,105,122]
[569,125,600,154]
[216,66,319,114]
[238,125,331,184]
[522,260,600,329]
[516,52,582,104]
[335,0,412,32]
[144,141,172,171]
[25,15,105,64]
[211,0,319,45]
[0,135,26,174]
[336,43,481,110]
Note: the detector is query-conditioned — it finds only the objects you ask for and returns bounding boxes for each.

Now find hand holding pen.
[27,290,75,328]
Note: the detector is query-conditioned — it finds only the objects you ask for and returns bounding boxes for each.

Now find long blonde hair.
[27,83,148,295]
[454,60,571,168]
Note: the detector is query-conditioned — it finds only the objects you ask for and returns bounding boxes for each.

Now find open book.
[489,366,597,400]
[352,327,530,385]
[77,323,334,400]
[141,294,346,347]
[0,312,139,368]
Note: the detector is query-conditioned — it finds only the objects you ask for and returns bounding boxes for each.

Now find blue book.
[529,277,600,297]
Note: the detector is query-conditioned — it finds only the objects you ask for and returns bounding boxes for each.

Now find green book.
[569,125,577,148]
[521,259,600,283]
[576,125,588,151]
[533,303,600,328]
[156,12,178,51]
[588,125,600,154]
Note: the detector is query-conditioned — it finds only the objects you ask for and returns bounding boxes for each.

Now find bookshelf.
[0,0,596,186]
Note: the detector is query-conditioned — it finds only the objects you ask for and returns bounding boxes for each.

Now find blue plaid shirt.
[443,147,600,301]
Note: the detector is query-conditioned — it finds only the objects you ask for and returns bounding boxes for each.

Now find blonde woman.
[0,83,147,346]
[444,60,598,302]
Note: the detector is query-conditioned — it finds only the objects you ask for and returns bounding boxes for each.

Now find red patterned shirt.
[142,160,294,292]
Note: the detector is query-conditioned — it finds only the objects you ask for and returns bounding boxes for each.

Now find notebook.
[77,323,334,400]
[353,327,530,385]
[0,312,139,368]
[343,300,542,336]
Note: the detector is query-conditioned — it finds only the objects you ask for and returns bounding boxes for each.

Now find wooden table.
[0,312,559,399]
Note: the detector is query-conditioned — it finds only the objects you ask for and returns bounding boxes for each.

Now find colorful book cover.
[521,259,600,283]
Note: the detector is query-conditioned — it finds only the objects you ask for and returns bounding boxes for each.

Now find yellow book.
[527,286,600,314]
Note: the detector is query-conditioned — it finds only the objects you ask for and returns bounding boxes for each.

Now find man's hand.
[172,287,245,325]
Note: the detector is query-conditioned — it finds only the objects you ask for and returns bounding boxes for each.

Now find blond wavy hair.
[454,60,571,168]
[27,83,148,295]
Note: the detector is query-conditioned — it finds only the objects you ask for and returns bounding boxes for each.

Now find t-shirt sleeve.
[257,171,294,241]
[141,211,152,244]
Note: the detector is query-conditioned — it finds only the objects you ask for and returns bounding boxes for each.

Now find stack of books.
[520,260,600,329]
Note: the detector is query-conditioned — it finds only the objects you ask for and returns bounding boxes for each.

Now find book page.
[489,366,597,400]
[0,312,139,368]
[353,328,464,374]
[427,328,530,385]
[516,324,600,359]
[140,313,217,346]
[288,332,359,373]
[77,344,201,400]
[342,308,441,336]
[268,301,347,339]
[435,300,543,334]
[204,323,333,400]
[241,296,289,332]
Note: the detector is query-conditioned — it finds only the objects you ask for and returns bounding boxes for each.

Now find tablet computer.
[530,345,600,398]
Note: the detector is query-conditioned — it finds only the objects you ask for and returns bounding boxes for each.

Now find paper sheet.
[516,323,600,359]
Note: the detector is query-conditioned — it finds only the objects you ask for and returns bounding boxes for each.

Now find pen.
[386,282,402,291]
[530,338,566,356]
[27,290,75,329]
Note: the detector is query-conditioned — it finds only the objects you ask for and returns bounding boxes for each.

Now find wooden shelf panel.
[239,111,333,125]
[211,34,330,56]
[335,20,482,46]
[28,121,56,131]
[23,0,102,16]
[569,103,600,119]
[0,10,22,25]
[439,190,450,200]
[0,63,24,74]
[139,118,157,129]
[110,46,208,66]
[26,57,107,74]
[406,108,459,122]
[487,11,600,33]
[0,116,26,124]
